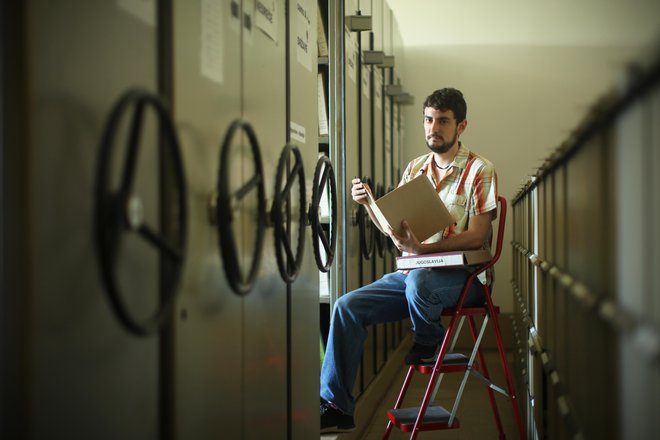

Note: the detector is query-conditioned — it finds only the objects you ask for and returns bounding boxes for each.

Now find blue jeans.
[320,268,485,415]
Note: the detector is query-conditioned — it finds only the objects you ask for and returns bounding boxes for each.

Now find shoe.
[320,401,355,433]
[405,342,439,365]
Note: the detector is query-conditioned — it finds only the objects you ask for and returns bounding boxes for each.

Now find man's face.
[423,107,466,154]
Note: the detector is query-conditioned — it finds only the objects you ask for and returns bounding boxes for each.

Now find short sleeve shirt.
[399,143,498,282]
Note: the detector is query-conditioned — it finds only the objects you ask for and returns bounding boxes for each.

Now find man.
[320,88,498,433]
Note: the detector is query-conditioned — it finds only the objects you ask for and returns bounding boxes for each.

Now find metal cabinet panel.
[343,7,371,395]
[382,2,392,57]
[371,0,383,51]
[172,0,243,438]
[371,67,385,291]
[615,91,656,439]
[287,0,320,437]
[344,30,362,294]
[565,137,612,440]
[242,0,288,437]
[372,68,384,189]
[359,26,373,287]
[360,63,372,185]
[383,74,392,192]
[373,79,384,190]
[373,65,386,282]
[24,0,161,438]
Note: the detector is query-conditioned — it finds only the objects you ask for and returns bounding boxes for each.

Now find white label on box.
[290,121,306,144]
[295,0,313,72]
[200,0,224,84]
[256,0,278,43]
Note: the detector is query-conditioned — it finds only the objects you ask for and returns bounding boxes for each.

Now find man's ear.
[457,119,468,135]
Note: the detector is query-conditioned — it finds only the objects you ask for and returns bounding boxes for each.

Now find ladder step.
[416,352,470,374]
[387,406,460,432]
[440,352,470,365]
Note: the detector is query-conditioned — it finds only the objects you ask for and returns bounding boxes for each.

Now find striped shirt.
[399,143,498,282]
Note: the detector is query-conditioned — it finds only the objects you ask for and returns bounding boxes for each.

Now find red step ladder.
[383,196,526,439]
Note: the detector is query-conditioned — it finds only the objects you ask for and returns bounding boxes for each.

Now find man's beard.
[426,131,457,154]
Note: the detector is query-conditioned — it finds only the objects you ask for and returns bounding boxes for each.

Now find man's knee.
[404,270,428,299]
[333,293,360,317]
[333,294,349,313]
[332,292,371,325]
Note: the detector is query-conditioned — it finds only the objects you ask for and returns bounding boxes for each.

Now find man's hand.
[351,177,372,205]
[388,220,422,254]
[391,210,496,256]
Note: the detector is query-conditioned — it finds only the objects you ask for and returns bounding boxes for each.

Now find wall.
[398,44,647,312]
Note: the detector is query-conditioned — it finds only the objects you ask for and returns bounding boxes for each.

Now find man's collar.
[423,142,469,171]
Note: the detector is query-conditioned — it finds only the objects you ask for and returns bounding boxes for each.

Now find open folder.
[366,174,456,242]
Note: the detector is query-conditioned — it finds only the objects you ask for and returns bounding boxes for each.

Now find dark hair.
[422,88,467,123]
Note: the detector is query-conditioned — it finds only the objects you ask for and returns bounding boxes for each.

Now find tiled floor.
[324,350,522,440]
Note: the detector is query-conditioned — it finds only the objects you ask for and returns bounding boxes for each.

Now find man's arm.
[389,209,495,255]
[351,177,388,234]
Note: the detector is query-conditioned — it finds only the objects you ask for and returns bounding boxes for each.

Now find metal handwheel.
[309,155,337,272]
[94,88,187,336]
[216,119,267,295]
[271,144,307,283]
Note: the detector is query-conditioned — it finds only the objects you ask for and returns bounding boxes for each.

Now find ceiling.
[386,0,660,48]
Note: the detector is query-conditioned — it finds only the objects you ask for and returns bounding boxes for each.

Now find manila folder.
[373,175,456,242]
